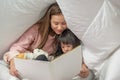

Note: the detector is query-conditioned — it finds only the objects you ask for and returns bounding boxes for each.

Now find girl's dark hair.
[55,29,81,57]
[59,29,81,48]
[37,2,62,49]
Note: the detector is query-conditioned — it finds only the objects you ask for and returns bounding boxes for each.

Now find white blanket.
[82,0,120,80]
[0,0,120,80]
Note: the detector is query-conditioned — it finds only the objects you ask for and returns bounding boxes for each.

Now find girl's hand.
[79,63,89,78]
[9,59,19,77]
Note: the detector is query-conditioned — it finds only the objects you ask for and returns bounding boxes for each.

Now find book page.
[14,46,82,80]
[51,46,82,80]
[14,58,52,80]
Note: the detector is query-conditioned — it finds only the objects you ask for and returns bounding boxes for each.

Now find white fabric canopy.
[82,0,120,78]
[0,0,120,80]
[0,0,104,59]
[0,0,55,58]
[57,0,104,39]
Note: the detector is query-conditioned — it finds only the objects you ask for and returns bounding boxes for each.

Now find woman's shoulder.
[29,23,39,31]
[25,23,40,35]
[21,23,40,37]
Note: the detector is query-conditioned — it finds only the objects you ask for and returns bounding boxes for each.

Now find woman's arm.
[9,59,19,77]
[3,25,38,63]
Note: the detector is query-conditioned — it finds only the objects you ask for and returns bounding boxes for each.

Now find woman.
[1,2,67,80]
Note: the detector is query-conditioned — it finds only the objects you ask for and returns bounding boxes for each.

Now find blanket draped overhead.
[0,0,120,79]
[0,0,104,58]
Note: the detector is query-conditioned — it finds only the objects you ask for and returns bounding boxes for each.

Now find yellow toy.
[16,53,25,59]
[16,49,48,60]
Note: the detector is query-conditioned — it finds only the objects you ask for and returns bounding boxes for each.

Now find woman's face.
[51,14,67,35]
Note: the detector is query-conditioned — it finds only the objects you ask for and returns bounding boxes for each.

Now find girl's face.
[51,14,67,35]
[61,42,73,53]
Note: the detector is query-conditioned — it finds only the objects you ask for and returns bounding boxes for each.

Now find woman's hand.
[79,63,89,78]
[9,59,19,77]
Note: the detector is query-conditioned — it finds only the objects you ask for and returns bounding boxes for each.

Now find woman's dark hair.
[55,29,81,57]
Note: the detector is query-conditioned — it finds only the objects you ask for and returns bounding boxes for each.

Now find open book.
[14,46,82,80]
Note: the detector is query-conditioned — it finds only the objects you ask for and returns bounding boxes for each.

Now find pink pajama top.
[4,24,56,62]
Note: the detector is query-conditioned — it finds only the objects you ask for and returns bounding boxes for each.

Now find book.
[14,46,82,80]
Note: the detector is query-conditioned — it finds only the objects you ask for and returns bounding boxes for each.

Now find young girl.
[55,29,91,80]
[1,2,67,80]
[55,29,81,57]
